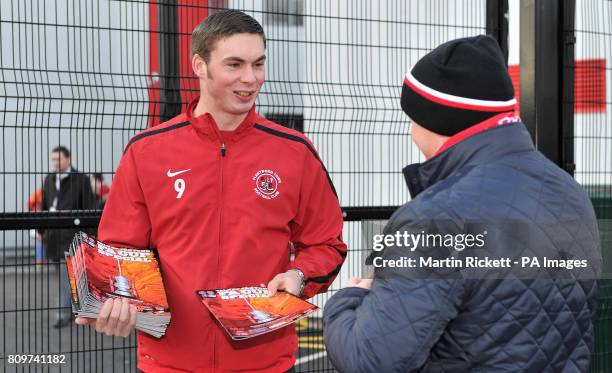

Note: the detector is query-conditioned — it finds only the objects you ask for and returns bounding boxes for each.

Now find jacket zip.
[214,142,226,370]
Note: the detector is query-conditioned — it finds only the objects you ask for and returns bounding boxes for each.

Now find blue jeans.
[35,239,45,261]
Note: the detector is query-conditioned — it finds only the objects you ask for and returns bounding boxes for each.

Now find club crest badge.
[253,169,282,200]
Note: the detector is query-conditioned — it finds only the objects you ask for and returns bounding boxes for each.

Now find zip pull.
[221,143,226,157]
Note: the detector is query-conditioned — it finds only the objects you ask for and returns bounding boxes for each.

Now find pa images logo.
[253,169,282,200]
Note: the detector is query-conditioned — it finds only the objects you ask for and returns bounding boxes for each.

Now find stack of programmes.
[65,232,171,338]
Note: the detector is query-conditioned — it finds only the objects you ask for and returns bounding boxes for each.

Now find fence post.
[486,0,509,64]
[520,0,575,173]
[158,0,182,122]
[561,0,576,176]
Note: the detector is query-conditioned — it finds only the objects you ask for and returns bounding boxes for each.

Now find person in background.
[41,145,97,328]
[90,172,110,208]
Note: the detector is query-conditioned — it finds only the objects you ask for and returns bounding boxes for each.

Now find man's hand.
[347,277,373,290]
[74,298,137,337]
[267,270,304,297]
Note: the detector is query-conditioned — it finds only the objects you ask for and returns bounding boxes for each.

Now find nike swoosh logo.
[166,168,192,178]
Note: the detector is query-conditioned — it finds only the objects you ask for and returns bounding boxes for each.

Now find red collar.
[185,98,258,142]
[434,112,521,156]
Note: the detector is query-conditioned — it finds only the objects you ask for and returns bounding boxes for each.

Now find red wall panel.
[148,2,209,127]
[508,58,607,114]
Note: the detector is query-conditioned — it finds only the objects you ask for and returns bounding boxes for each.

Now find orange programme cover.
[196,286,318,340]
[64,232,171,337]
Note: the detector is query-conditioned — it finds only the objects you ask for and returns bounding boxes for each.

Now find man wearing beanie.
[323,35,601,372]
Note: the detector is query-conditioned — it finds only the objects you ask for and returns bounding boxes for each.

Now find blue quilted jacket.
[323,123,601,372]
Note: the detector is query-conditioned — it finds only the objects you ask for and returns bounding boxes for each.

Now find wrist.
[288,269,305,297]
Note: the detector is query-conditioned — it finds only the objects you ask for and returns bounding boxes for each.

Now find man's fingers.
[128,305,137,332]
[74,317,95,326]
[346,277,373,289]
[119,304,137,338]
[267,275,282,296]
[357,279,374,290]
[268,272,303,296]
[77,299,136,337]
[117,298,130,330]
[95,298,115,333]
[103,298,123,336]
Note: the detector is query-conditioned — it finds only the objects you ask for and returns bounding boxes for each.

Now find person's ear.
[192,54,207,79]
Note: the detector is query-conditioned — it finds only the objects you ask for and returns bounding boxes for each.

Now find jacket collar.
[186,97,258,143]
[403,121,535,198]
[54,167,77,180]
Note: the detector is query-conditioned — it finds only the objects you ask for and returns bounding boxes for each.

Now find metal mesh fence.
[2,0,610,372]
[1,0,149,371]
[572,1,612,372]
[0,1,488,371]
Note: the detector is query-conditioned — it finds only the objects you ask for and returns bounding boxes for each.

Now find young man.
[76,10,346,372]
[41,146,97,327]
[323,35,601,372]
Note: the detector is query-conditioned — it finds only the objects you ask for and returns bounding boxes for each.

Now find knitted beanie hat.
[401,35,516,136]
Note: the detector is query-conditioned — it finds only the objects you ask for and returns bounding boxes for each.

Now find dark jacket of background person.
[41,168,97,260]
[323,122,601,372]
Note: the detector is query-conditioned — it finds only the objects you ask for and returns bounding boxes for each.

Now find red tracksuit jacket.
[98,99,347,372]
